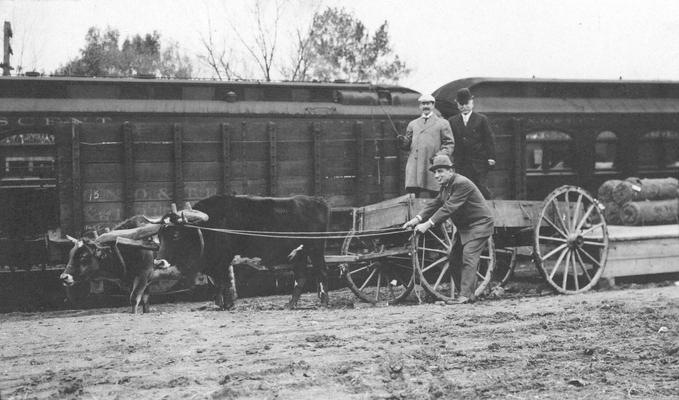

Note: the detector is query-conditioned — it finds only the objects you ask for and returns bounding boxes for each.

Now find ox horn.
[179,209,209,224]
[95,224,162,245]
[66,235,79,244]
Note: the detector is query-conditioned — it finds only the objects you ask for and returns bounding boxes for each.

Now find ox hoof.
[286,301,298,310]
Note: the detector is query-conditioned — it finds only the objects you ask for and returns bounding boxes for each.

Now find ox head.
[59,224,160,286]
[60,234,108,286]
[146,203,209,273]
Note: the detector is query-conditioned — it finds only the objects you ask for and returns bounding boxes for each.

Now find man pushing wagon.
[403,154,494,304]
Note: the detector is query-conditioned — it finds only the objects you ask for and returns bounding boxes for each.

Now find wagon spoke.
[549,200,570,234]
[577,247,602,268]
[548,247,570,281]
[418,247,449,255]
[564,191,572,231]
[539,235,567,243]
[561,249,571,290]
[583,240,606,247]
[541,243,568,262]
[581,223,605,237]
[375,272,382,301]
[432,262,450,291]
[571,251,579,291]
[428,229,450,248]
[572,193,583,231]
[575,204,595,232]
[359,268,378,291]
[347,264,371,276]
[574,248,594,283]
[541,215,569,238]
[421,257,448,273]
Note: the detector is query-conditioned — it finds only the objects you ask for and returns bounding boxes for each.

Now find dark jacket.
[418,173,494,244]
[448,112,496,174]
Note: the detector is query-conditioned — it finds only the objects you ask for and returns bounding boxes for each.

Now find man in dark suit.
[448,88,496,199]
[402,155,494,304]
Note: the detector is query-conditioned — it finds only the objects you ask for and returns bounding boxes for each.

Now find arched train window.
[638,131,679,170]
[525,131,575,173]
[595,131,618,171]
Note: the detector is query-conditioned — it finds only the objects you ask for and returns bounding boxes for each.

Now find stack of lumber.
[597,177,679,226]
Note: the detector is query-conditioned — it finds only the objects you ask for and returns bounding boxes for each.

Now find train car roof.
[433,77,679,117]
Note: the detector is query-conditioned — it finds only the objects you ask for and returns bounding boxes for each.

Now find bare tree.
[228,0,284,81]
[198,15,240,80]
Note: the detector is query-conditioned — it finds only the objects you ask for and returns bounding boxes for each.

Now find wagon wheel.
[340,231,414,304]
[534,185,609,294]
[413,223,495,302]
[494,247,517,286]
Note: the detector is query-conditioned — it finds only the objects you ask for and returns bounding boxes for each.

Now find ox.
[59,217,162,314]
[150,195,330,310]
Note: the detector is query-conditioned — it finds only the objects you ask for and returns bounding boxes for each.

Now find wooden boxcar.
[0,76,420,268]
[433,77,679,200]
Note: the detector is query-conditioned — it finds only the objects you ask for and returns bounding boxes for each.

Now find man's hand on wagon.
[414,220,434,234]
[402,216,421,230]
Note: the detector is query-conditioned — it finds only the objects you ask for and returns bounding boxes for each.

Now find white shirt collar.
[462,111,472,124]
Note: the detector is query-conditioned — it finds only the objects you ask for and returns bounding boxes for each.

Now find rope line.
[181,224,410,240]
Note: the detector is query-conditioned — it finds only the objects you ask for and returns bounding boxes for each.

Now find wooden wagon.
[325,185,609,304]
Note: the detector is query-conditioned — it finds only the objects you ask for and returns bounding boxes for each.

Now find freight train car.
[0,76,422,274]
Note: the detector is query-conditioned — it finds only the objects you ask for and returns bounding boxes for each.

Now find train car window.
[639,130,679,169]
[3,157,55,179]
[67,84,117,99]
[594,131,618,171]
[525,131,574,173]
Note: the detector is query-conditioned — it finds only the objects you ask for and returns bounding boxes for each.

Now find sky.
[2,0,679,94]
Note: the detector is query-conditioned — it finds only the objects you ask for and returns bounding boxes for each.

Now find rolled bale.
[620,199,679,226]
[612,177,679,205]
[602,201,622,225]
[597,180,622,203]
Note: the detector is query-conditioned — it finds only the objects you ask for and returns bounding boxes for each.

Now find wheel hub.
[567,233,583,248]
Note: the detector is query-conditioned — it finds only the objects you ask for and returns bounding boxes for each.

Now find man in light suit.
[398,94,455,198]
[448,88,496,199]
[402,155,494,304]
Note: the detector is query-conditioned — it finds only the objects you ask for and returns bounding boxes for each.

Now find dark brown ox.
[150,195,330,310]
[59,217,161,314]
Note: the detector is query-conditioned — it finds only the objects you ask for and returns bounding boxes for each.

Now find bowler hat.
[456,88,473,105]
[418,93,435,103]
[429,154,454,171]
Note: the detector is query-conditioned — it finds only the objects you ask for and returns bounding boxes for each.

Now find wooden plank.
[221,122,231,195]
[486,200,542,228]
[79,123,124,143]
[240,122,248,194]
[603,236,679,278]
[55,124,74,234]
[359,194,413,230]
[173,123,183,205]
[82,163,123,182]
[80,143,122,163]
[355,121,365,205]
[607,224,679,241]
[311,122,322,195]
[268,122,278,196]
[122,122,134,219]
[71,124,82,234]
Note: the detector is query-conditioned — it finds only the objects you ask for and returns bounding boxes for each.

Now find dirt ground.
[1,281,678,400]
